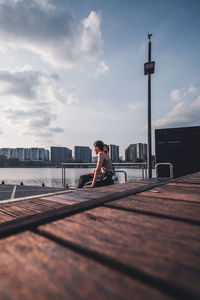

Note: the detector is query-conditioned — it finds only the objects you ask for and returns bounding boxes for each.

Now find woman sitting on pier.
[77,140,114,188]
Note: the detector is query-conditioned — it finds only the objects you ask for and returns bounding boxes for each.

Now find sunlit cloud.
[0,0,102,68]
[91,61,109,78]
[154,94,200,128]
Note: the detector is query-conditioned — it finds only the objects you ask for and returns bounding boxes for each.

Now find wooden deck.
[0,173,199,299]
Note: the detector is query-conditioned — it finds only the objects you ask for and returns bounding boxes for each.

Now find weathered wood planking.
[138,185,200,203]
[38,206,200,298]
[40,196,80,205]
[167,182,200,189]
[175,172,200,184]
[0,203,34,218]
[0,198,67,224]
[105,194,200,224]
[0,181,169,239]
[29,198,65,209]
[0,211,16,223]
[0,231,171,300]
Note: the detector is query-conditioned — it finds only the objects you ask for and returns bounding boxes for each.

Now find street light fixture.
[144,33,155,178]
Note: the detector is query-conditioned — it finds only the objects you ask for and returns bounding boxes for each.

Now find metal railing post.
[155,163,174,179]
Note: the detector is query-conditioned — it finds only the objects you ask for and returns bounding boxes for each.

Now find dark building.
[109,144,119,162]
[125,144,137,162]
[51,147,72,164]
[136,143,147,159]
[155,126,200,178]
[125,143,147,162]
[74,146,92,162]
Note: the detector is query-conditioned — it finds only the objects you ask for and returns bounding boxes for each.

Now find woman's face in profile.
[94,145,100,155]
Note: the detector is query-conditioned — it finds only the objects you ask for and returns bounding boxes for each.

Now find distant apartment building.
[0,147,50,162]
[10,148,17,158]
[125,144,137,162]
[109,144,119,162]
[136,143,147,159]
[51,147,72,164]
[16,148,25,161]
[0,148,10,159]
[125,143,147,161]
[74,146,92,162]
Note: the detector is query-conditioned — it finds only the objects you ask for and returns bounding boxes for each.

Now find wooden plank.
[0,211,16,222]
[0,182,168,239]
[38,207,200,299]
[164,184,200,193]
[10,200,58,213]
[55,194,94,202]
[138,185,200,203]
[105,194,200,224]
[167,182,200,189]
[0,203,34,218]
[29,198,65,209]
[41,196,79,205]
[0,231,171,300]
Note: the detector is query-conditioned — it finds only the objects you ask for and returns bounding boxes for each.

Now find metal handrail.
[114,170,127,182]
[155,163,174,178]
[61,162,147,187]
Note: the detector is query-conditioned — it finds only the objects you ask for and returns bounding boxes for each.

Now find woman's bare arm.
[84,152,104,188]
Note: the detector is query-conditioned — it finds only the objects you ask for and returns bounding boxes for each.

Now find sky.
[0,0,200,157]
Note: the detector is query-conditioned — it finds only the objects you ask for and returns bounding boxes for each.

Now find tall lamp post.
[144,34,155,178]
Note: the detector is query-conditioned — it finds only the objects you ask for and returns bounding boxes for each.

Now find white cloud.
[0,68,65,103]
[153,96,200,128]
[0,0,102,68]
[92,61,109,78]
[128,102,144,111]
[188,85,196,94]
[66,93,80,105]
[0,68,67,138]
[170,89,183,102]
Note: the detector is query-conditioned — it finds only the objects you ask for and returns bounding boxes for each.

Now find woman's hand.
[83,185,94,188]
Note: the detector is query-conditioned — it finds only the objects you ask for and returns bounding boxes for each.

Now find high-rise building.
[136,143,147,159]
[10,148,17,159]
[51,147,72,164]
[74,146,92,162]
[125,144,137,162]
[125,143,147,161]
[44,150,50,161]
[0,148,10,159]
[109,144,119,162]
[30,148,39,161]
[24,148,31,161]
[0,147,50,162]
[16,148,25,161]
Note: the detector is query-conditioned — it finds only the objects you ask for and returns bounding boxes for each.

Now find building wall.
[0,148,50,162]
[51,147,72,164]
[125,143,147,161]
[74,146,92,162]
[109,144,119,162]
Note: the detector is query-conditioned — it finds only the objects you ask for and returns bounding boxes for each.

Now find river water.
[0,168,155,188]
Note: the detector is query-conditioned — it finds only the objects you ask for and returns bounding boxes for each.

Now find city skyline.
[0,0,200,156]
[0,142,147,160]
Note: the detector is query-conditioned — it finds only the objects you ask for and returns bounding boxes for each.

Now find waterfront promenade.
[0,172,199,299]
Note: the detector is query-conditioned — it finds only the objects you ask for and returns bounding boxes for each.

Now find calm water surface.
[0,168,155,187]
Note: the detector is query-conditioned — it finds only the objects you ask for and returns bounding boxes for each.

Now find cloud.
[0,0,102,68]
[170,89,183,102]
[153,96,200,128]
[92,61,109,78]
[0,68,65,103]
[188,85,196,94]
[0,68,66,138]
[128,102,144,111]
